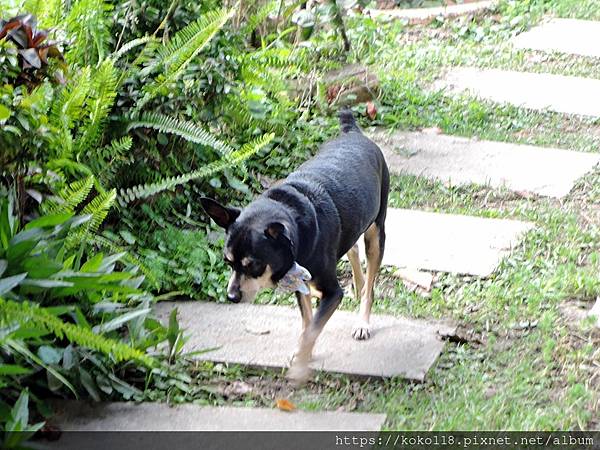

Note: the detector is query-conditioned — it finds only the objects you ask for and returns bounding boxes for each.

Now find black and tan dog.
[200,110,389,382]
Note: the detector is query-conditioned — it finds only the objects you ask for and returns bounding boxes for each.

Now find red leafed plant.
[0,14,65,89]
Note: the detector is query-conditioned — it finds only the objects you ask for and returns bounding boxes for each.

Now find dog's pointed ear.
[265,222,295,257]
[265,222,289,241]
[200,197,240,229]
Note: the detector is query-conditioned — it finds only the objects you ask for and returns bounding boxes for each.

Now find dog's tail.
[338,108,360,133]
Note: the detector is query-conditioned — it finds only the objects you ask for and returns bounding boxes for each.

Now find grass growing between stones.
[144,0,600,430]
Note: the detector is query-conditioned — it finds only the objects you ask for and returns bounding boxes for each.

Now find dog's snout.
[227,290,242,303]
[227,273,242,303]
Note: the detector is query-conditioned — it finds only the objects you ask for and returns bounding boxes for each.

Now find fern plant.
[1,298,154,366]
[118,133,274,205]
[65,0,113,66]
[136,8,235,110]
[127,113,234,155]
[75,59,118,155]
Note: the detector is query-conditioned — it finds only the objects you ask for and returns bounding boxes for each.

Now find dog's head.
[200,197,295,303]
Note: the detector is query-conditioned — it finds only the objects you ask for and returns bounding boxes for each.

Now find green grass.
[146,0,600,430]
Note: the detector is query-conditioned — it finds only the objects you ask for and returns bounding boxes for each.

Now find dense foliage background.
[4,0,595,443]
[0,0,356,444]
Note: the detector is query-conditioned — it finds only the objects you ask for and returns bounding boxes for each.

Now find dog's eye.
[248,261,265,276]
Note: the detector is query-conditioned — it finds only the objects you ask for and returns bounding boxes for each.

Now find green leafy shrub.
[139,225,228,300]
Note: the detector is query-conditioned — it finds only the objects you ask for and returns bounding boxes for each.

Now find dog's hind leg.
[288,280,344,384]
[346,243,364,302]
[352,221,385,340]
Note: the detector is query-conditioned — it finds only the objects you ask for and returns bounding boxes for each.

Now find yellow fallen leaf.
[275,398,296,412]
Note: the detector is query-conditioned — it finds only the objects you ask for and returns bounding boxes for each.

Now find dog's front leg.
[287,285,343,384]
[295,292,313,332]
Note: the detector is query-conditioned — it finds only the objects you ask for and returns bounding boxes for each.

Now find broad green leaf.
[24,213,72,230]
[0,273,27,295]
[6,239,38,264]
[96,373,113,395]
[6,339,77,397]
[20,279,74,288]
[38,345,63,365]
[45,305,75,316]
[47,370,64,392]
[0,259,7,277]
[0,104,10,121]
[167,308,179,351]
[81,253,104,273]
[62,345,75,370]
[92,308,151,334]
[79,367,100,401]
[97,252,127,271]
[23,256,62,278]
[9,226,45,247]
[0,364,33,376]
[11,389,29,427]
[107,373,142,399]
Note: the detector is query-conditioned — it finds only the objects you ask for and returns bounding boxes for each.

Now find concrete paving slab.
[368,208,534,276]
[49,401,386,431]
[46,401,386,450]
[438,67,600,117]
[369,1,496,23]
[153,301,454,381]
[513,18,600,58]
[368,129,600,198]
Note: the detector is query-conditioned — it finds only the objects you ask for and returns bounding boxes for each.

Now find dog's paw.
[286,363,312,386]
[351,320,371,340]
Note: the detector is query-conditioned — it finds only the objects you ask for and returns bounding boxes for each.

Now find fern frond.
[127,113,233,155]
[43,176,95,215]
[65,0,113,66]
[81,188,116,236]
[87,136,133,184]
[75,59,118,154]
[112,36,158,62]
[103,136,133,157]
[23,0,65,27]
[118,133,274,205]
[0,298,154,366]
[93,235,160,289]
[243,0,277,33]
[65,189,116,249]
[50,67,92,159]
[137,8,234,109]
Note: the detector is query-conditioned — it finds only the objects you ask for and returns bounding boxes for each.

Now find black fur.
[201,109,389,322]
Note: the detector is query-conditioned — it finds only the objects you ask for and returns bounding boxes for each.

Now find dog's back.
[284,110,389,257]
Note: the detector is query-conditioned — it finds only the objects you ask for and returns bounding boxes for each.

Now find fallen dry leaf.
[366,101,377,120]
[275,398,296,412]
[421,126,442,135]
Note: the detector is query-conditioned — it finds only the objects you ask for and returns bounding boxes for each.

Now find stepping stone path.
[369,0,496,24]
[49,401,386,431]
[358,208,533,277]
[52,11,600,434]
[153,301,455,381]
[439,67,600,117]
[369,130,600,198]
[513,18,600,58]
[46,401,386,447]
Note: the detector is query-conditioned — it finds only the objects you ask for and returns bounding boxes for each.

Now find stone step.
[368,129,600,198]
[513,18,600,58]
[153,301,455,381]
[49,401,386,431]
[46,401,386,448]
[355,208,533,277]
[368,0,496,24]
[438,67,600,117]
